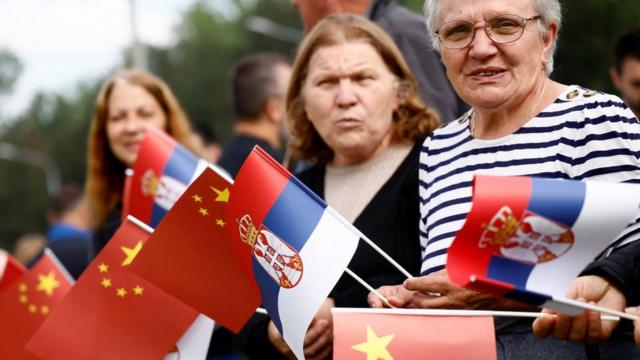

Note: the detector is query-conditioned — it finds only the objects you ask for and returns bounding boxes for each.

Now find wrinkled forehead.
[437,0,536,24]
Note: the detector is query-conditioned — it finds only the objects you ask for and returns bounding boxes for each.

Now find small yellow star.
[19,283,27,292]
[41,305,50,315]
[192,194,203,203]
[198,207,209,216]
[352,326,395,360]
[210,187,230,203]
[98,263,109,273]
[216,218,225,227]
[28,304,37,313]
[36,271,61,296]
[101,278,112,288]
[121,241,143,266]
[19,294,28,304]
[133,285,144,295]
[116,288,127,298]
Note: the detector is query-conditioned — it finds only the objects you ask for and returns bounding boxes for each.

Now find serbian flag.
[130,166,261,332]
[333,308,496,360]
[227,146,360,359]
[0,249,27,293]
[125,126,208,228]
[448,175,640,315]
[26,216,198,360]
[0,249,73,359]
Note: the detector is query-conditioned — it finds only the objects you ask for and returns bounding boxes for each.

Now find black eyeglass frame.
[435,14,542,49]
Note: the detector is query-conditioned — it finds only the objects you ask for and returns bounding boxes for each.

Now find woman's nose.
[123,114,143,132]
[468,28,498,59]
[336,80,357,108]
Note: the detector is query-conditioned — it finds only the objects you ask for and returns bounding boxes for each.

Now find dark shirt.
[368,0,468,123]
[218,134,284,178]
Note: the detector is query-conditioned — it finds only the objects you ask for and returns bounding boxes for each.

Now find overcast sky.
[0,0,210,121]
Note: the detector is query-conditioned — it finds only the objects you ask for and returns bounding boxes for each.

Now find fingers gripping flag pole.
[447,175,640,318]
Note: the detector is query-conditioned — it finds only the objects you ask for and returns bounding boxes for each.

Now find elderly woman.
[239,14,439,359]
[369,0,640,357]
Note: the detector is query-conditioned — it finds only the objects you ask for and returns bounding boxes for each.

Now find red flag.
[333,309,497,360]
[0,250,72,359]
[130,166,260,332]
[0,249,27,293]
[26,217,198,360]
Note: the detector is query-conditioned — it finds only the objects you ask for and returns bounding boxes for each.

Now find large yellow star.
[121,241,143,266]
[352,326,395,360]
[36,271,61,296]
[192,194,203,203]
[210,186,230,203]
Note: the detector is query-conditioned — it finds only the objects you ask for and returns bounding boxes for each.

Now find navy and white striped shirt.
[419,85,640,275]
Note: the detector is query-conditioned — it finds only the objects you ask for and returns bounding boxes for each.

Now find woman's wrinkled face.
[302,41,399,165]
[106,82,167,167]
[437,0,552,111]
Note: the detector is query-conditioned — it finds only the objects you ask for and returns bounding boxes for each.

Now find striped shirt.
[419,85,640,275]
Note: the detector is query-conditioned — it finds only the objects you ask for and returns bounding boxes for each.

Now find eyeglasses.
[435,14,541,49]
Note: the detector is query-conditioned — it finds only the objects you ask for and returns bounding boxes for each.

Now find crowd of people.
[7,0,640,359]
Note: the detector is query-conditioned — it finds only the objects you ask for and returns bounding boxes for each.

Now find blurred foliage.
[0,0,638,251]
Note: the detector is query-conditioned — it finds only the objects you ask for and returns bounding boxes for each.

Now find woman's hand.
[403,270,532,310]
[532,275,625,343]
[367,284,416,308]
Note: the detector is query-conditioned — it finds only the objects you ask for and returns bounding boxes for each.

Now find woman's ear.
[541,22,558,64]
[395,80,411,109]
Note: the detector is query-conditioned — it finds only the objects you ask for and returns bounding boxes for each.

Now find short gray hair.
[423,0,562,75]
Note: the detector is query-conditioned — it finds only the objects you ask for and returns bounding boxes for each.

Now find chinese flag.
[333,309,497,360]
[0,250,72,359]
[26,217,198,360]
[0,249,27,293]
[130,166,260,332]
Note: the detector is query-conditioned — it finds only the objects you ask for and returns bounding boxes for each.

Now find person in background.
[217,53,291,178]
[368,0,640,358]
[291,0,467,123]
[12,233,46,266]
[610,28,640,119]
[45,185,92,278]
[85,69,197,256]
[191,122,223,164]
[239,14,439,359]
[47,185,91,244]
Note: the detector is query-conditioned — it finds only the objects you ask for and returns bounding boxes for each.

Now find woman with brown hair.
[240,14,439,359]
[85,69,197,255]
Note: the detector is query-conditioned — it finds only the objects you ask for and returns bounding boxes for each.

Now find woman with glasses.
[369,0,640,357]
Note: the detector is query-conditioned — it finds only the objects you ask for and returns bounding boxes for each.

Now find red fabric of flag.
[0,249,27,293]
[333,310,497,360]
[130,166,260,333]
[0,250,72,359]
[26,217,197,360]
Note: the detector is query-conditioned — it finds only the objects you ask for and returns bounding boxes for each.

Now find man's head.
[230,53,291,124]
[291,0,371,31]
[611,29,640,118]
